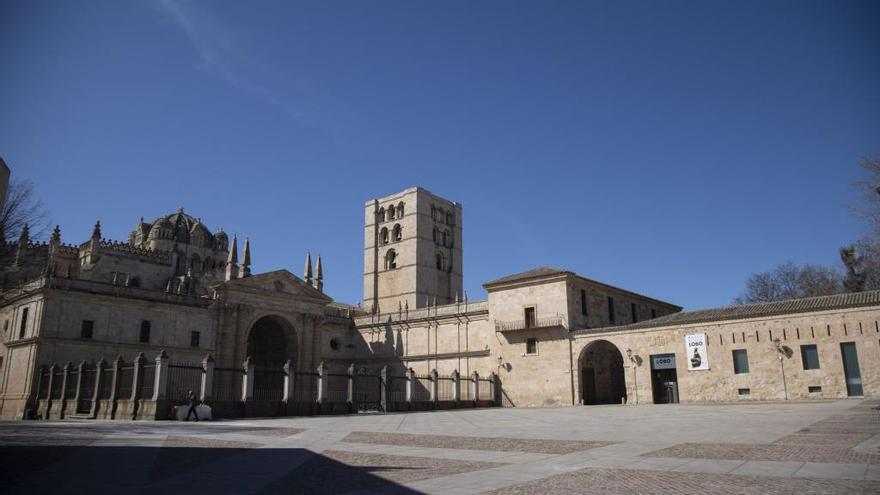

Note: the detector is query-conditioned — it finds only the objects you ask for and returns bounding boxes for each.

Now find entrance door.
[650,354,679,404]
[840,342,863,397]
[582,368,596,405]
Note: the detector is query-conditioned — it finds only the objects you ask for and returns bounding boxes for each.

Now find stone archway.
[578,340,627,405]
[246,315,297,368]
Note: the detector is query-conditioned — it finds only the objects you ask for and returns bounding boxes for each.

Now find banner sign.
[651,354,676,370]
[685,333,709,371]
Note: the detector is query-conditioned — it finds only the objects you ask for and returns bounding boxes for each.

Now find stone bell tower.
[363,187,463,313]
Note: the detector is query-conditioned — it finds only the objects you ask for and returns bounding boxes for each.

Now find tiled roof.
[576,290,880,334]
[483,267,569,287]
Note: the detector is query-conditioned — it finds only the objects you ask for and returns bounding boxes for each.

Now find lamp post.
[773,339,790,401]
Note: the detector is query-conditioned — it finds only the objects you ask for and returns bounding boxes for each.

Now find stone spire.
[304,252,313,285]
[315,254,323,292]
[91,220,101,241]
[50,225,61,245]
[241,237,251,277]
[225,235,239,281]
[15,223,29,265]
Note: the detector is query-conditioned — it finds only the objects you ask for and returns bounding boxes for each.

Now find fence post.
[471,371,479,403]
[74,361,86,410]
[347,363,356,407]
[109,355,123,419]
[405,367,414,404]
[241,356,254,402]
[316,361,328,404]
[380,365,390,412]
[282,360,295,403]
[489,371,499,406]
[201,354,214,402]
[452,369,460,402]
[45,363,57,419]
[429,369,438,404]
[130,353,145,419]
[152,350,169,401]
[91,358,106,418]
[59,362,72,419]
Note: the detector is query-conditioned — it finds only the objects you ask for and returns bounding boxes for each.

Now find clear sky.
[1,1,878,310]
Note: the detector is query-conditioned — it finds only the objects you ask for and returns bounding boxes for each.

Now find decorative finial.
[227,235,238,264]
[92,220,101,239]
[51,225,61,243]
[304,252,313,283]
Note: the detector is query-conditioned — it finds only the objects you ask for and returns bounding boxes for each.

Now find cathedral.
[1,184,879,420]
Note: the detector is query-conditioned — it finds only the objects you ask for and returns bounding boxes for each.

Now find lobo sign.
[684,333,709,371]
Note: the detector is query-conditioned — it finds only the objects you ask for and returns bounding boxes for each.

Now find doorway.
[578,340,626,405]
[650,353,679,404]
[840,342,863,397]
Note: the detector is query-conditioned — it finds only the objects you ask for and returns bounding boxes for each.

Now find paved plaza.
[1,400,879,494]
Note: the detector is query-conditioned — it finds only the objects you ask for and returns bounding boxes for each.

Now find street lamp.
[773,339,793,400]
[626,348,639,405]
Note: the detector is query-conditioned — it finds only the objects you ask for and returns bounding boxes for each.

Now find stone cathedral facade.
[1,185,879,419]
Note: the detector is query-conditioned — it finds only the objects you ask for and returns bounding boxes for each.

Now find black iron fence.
[117,366,134,399]
[140,364,155,399]
[212,367,242,401]
[253,367,284,402]
[166,363,202,403]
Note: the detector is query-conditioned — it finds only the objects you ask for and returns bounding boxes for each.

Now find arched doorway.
[579,340,627,405]
[246,315,297,401]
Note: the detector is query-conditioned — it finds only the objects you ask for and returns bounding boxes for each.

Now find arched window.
[431,206,437,220]
[380,227,389,245]
[397,202,404,218]
[392,224,402,242]
[435,252,445,271]
[384,249,397,270]
[387,207,394,221]
[442,231,448,247]
[447,212,455,226]
[432,227,439,244]
[378,207,385,223]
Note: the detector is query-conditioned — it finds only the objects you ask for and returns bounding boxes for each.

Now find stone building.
[1,184,878,419]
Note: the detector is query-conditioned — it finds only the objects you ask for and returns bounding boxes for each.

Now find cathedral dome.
[145,209,215,247]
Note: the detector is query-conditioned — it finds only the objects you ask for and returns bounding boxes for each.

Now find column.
[470,371,479,403]
[451,369,460,402]
[91,358,106,417]
[347,363,356,405]
[316,361,328,404]
[59,362,72,418]
[152,350,169,401]
[201,354,214,402]
[282,359,295,403]
[405,367,414,403]
[429,369,438,403]
[241,356,254,402]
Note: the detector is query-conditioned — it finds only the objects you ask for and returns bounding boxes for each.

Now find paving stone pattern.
[484,467,880,495]
[259,449,502,494]
[342,431,613,454]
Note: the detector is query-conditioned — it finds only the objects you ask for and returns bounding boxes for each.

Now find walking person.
[186,389,200,421]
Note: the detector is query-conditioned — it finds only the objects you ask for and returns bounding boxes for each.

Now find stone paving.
[0,399,878,494]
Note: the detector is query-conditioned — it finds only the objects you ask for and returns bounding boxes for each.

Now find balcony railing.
[495,315,566,332]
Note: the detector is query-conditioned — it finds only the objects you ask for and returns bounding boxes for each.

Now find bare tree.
[0,178,50,243]
[734,261,844,304]
[851,155,880,234]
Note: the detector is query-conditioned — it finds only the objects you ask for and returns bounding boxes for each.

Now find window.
[524,307,536,329]
[384,249,397,270]
[81,320,94,340]
[526,337,538,355]
[397,202,404,218]
[19,308,28,339]
[607,297,615,323]
[190,331,200,347]
[651,309,657,319]
[808,386,822,393]
[580,289,588,316]
[392,224,402,242]
[380,227,389,245]
[378,207,385,222]
[435,252,445,271]
[801,344,820,370]
[737,388,750,396]
[388,206,395,220]
[631,303,638,323]
[732,349,749,374]
[431,206,437,220]
[442,231,448,247]
[139,320,151,343]
[447,212,455,226]
[433,227,439,244]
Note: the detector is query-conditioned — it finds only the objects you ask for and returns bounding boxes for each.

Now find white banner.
[685,333,709,371]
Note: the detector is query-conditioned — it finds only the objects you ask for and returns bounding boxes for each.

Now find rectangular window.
[808,386,822,393]
[607,297,615,323]
[801,344,820,370]
[80,320,94,340]
[580,289,588,316]
[524,307,536,329]
[19,307,29,339]
[737,388,750,396]
[526,337,537,355]
[631,303,638,323]
[139,320,151,343]
[732,349,749,374]
[190,331,200,347]
[651,309,657,319]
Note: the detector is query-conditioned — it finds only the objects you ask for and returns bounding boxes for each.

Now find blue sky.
[1,0,878,310]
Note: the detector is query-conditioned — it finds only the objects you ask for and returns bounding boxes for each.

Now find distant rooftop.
[575,290,880,334]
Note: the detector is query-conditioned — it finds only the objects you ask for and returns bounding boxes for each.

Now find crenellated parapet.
[95,238,172,263]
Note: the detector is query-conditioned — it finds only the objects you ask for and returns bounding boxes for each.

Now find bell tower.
[364,187,463,312]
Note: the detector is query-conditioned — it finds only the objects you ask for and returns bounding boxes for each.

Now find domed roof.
[214,228,228,241]
[146,209,216,247]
